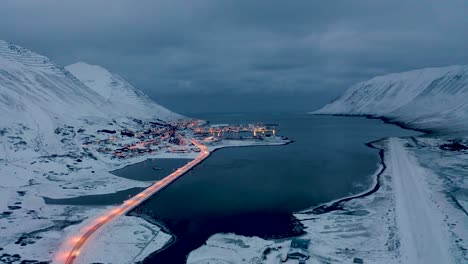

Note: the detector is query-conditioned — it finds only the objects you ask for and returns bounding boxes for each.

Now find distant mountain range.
[315,65,468,134]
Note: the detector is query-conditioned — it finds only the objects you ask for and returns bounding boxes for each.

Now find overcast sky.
[1,0,468,115]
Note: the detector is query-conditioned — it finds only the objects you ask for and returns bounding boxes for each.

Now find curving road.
[59,139,210,264]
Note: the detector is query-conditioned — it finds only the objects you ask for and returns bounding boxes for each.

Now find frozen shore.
[186,135,467,264]
[53,137,290,264]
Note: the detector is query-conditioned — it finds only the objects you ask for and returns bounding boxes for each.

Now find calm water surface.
[44,159,191,206]
[111,158,192,182]
[129,113,421,264]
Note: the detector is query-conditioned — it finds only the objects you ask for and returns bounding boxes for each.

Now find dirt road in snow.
[389,138,453,263]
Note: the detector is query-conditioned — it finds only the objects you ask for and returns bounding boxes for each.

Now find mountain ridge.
[315,64,468,134]
[66,62,182,121]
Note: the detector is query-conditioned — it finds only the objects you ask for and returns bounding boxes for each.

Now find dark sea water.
[128,113,421,264]
[111,158,192,182]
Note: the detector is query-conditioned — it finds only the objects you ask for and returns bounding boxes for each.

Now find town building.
[286,238,310,263]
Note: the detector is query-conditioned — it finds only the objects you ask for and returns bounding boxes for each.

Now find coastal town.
[80,119,285,160]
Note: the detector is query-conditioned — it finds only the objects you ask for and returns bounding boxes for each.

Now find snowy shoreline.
[129,118,418,264]
[185,118,467,264]
[301,113,430,215]
[303,138,388,215]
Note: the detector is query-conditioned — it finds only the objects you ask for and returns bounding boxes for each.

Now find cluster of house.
[168,119,206,130]
[194,123,280,140]
[81,119,282,160]
[81,119,199,159]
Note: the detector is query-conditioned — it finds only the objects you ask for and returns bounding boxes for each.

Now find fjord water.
[130,113,421,264]
[44,159,191,206]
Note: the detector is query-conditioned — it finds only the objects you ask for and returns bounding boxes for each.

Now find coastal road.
[57,140,210,264]
[389,138,452,264]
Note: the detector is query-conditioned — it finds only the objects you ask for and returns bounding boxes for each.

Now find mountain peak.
[66,62,182,120]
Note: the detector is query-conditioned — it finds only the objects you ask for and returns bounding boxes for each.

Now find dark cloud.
[1,0,467,114]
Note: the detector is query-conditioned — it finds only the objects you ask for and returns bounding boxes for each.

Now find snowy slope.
[315,65,468,133]
[66,62,182,121]
[0,40,110,124]
[0,40,116,156]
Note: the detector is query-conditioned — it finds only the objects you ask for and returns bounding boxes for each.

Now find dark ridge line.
[450,195,468,217]
[302,139,387,215]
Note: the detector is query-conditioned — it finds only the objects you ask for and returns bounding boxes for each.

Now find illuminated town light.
[59,138,212,264]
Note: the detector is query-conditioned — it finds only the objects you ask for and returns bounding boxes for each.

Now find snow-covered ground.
[388,138,454,263]
[69,215,172,264]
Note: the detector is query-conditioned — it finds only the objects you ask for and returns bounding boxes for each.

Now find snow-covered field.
[69,215,172,264]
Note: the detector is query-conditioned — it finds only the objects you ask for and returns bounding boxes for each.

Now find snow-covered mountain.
[315,65,468,133]
[0,40,180,126]
[0,39,181,157]
[0,40,116,156]
[66,62,181,120]
[0,40,184,262]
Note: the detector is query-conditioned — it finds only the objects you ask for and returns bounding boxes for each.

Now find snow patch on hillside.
[66,62,182,121]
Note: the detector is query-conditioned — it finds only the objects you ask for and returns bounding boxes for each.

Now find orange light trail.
[58,139,210,264]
